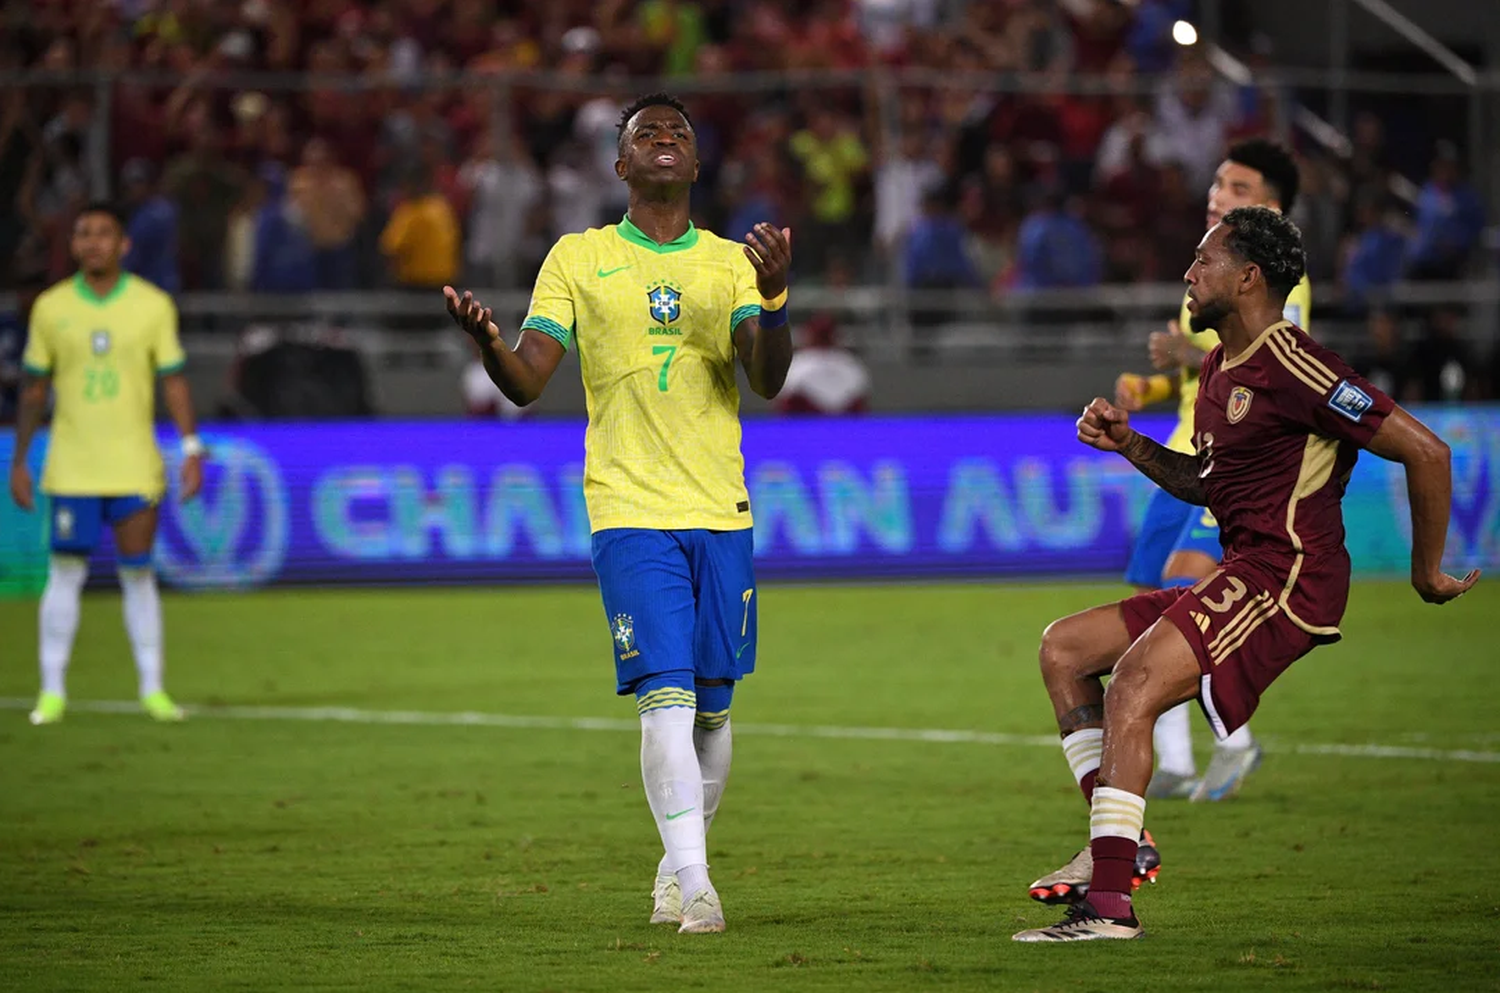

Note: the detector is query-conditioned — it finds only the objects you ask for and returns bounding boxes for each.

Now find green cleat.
[28,692,66,725]
[141,691,186,722]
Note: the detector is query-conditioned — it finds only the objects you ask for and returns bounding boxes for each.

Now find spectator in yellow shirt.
[379,168,460,290]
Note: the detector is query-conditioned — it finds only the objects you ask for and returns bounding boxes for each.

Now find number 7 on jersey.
[652,345,677,392]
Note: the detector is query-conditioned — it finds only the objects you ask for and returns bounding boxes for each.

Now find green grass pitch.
[1,580,1497,992]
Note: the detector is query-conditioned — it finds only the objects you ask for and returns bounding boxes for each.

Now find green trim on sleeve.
[156,361,186,376]
[22,362,51,378]
[520,315,574,350]
[730,304,760,335]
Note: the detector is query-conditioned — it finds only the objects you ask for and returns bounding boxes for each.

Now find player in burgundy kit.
[1014,207,1480,942]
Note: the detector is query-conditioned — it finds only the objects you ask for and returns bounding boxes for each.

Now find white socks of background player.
[119,567,164,697]
[1154,702,1197,777]
[656,717,733,880]
[1222,723,1257,751]
[38,555,88,696]
[640,707,712,899]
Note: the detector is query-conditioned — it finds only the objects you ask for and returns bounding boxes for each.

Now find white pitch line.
[3,698,1499,764]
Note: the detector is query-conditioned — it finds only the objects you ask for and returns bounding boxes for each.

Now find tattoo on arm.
[1119,431,1208,505]
[1058,704,1105,735]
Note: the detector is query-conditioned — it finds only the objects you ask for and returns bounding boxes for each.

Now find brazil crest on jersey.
[519,217,762,532]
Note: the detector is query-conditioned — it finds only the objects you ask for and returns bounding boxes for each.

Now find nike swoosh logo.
[597,265,633,278]
[665,807,696,821]
[735,643,750,660]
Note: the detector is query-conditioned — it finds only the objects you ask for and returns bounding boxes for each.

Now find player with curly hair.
[1014,207,1478,942]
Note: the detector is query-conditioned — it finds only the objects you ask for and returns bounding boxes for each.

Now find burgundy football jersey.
[1194,321,1396,638]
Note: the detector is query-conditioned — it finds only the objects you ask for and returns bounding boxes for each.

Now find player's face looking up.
[1183,223,1242,332]
[71,211,128,278]
[1206,161,1276,229]
[616,106,699,188]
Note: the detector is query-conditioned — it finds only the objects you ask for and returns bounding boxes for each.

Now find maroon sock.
[1088,835,1137,919]
[1078,769,1098,803]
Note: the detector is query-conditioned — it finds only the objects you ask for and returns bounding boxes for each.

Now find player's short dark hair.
[1221,206,1306,299]
[1226,138,1299,214]
[617,92,693,152]
[76,200,128,231]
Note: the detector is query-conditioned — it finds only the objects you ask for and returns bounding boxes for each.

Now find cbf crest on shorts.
[612,613,636,653]
[1227,385,1253,424]
[90,330,111,355]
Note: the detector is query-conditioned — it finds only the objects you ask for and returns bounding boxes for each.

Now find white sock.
[38,555,88,696]
[640,706,712,898]
[695,716,733,832]
[662,716,734,877]
[1153,702,1196,777]
[1061,727,1104,785]
[119,567,163,697]
[1222,723,1257,750]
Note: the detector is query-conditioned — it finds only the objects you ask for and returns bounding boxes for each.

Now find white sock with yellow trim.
[1061,727,1103,801]
[640,705,712,900]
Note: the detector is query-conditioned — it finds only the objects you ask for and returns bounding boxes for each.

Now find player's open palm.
[1148,319,1185,371]
[1077,398,1133,453]
[744,223,792,300]
[9,461,34,511]
[1414,568,1480,605]
[443,286,501,344]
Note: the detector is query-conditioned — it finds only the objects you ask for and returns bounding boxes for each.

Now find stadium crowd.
[0,0,1496,404]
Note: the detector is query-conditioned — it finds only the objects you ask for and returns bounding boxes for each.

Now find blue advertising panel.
[2,408,1497,592]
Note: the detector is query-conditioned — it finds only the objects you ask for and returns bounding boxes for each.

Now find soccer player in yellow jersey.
[9,202,204,726]
[1026,140,1305,909]
[442,94,793,934]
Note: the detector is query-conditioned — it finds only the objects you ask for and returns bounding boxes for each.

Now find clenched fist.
[1077,397,1134,453]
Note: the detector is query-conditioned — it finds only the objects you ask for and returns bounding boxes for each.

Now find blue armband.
[759,304,788,330]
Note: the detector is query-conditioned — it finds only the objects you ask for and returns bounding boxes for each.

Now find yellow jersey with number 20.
[520,216,762,533]
[22,273,184,498]
[1167,274,1311,454]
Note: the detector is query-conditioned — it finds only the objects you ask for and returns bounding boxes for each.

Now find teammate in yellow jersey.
[1024,140,1305,911]
[442,93,792,934]
[1119,140,1305,799]
[9,202,204,726]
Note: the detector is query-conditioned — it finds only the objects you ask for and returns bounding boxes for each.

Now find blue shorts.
[1168,504,1223,568]
[591,528,758,695]
[1124,488,1194,588]
[49,494,155,557]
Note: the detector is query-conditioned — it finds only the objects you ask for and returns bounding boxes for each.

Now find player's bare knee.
[1038,617,1082,682]
[1102,655,1158,725]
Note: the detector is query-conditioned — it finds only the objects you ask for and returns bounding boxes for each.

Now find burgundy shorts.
[1119,568,1324,737]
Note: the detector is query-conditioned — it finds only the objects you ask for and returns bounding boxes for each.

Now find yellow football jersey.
[22,273,184,498]
[520,216,762,532]
[1167,275,1311,453]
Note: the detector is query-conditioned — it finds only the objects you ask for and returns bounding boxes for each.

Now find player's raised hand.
[744,223,792,301]
[9,461,34,511]
[1148,319,1185,371]
[1077,397,1133,453]
[443,286,501,344]
[1413,568,1481,605]
[1115,373,1148,412]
